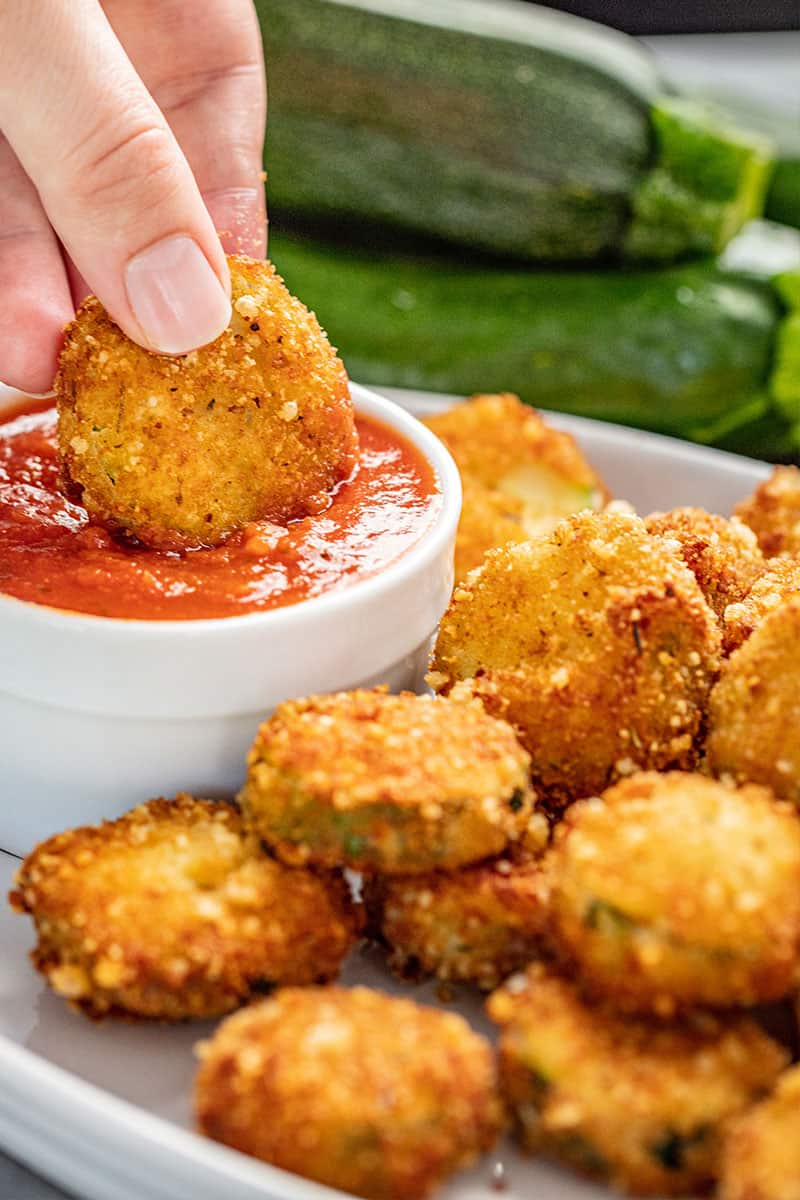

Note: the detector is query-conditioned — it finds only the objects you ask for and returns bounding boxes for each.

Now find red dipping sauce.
[0,399,441,620]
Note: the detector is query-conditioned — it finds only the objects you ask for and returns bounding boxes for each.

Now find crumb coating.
[488,963,788,1196]
[56,256,358,548]
[734,466,800,558]
[240,689,543,873]
[719,1065,800,1200]
[709,597,800,803]
[431,510,721,811]
[547,772,800,1015]
[645,507,763,622]
[9,795,361,1020]
[367,853,550,990]
[195,985,504,1200]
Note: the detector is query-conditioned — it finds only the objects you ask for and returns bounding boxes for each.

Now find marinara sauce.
[0,399,440,620]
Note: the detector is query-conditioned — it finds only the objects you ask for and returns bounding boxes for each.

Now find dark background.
[537,1,800,34]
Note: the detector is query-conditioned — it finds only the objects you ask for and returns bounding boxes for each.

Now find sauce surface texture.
[0,400,440,620]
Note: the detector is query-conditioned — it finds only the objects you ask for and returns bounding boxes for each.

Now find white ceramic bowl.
[0,383,461,855]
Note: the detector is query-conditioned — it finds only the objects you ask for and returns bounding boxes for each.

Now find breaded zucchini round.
[56,256,358,548]
[195,986,504,1200]
[547,772,800,1015]
[719,1066,800,1200]
[487,963,788,1196]
[425,392,608,540]
[644,507,764,621]
[9,795,360,1020]
[734,466,800,558]
[239,689,542,873]
[723,557,800,654]
[366,854,550,990]
[708,598,800,802]
[454,483,527,582]
[431,511,721,810]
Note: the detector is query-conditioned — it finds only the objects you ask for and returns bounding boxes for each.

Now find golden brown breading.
[366,854,550,991]
[719,1066,800,1200]
[430,511,721,811]
[56,257,358,548]
[644,507,764,622]
[9,795,361,1020]
[425,394,608,576]
[487,963,788,1197]
[546,772,800,1016]
[239,689,545,873]
[453,483,527,582]
[708,598,800,802]
[195,986,504,1200]
[723,557,800,654]
[734,466,800,558]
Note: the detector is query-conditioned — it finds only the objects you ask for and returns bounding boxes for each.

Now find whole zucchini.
[256,0,771,263]
[270,221,800,459]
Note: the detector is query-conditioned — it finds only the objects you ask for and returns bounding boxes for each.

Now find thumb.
[0,2,231,355]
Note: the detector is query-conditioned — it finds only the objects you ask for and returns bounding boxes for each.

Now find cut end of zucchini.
[625,97,774,262]
[769,271,800,422]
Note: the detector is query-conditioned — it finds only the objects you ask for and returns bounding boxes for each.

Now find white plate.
[0,387,770,1200]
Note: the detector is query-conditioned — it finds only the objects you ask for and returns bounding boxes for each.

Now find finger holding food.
[56,256,358,549]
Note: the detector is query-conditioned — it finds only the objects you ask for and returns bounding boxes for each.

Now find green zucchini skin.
[766,159,800,232]
[258,0,657,261]
[271,226,788,451]
[258,0,771,263]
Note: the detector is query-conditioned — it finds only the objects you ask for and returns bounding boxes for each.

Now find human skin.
[0,1,266,393]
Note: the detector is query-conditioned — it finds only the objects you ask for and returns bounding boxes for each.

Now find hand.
[0,0,266,393]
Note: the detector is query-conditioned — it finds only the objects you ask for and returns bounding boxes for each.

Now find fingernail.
[125,235,231,354]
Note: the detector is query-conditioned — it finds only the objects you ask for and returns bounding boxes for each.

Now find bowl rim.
[0,383,462,640]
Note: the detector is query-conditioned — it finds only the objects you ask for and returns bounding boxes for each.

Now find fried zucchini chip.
[723,557,800,654]
[547,772,800,1015]
[366,854,550,990]
[734,466,800,558]
[240,689,543,873]
[645,507,763,621]
[195,986,504,1200]
[708,598,800,802]
[719,1066,800,1200]
[425,393,607,532]
[488,963,788,1196]
[9,795,360,1020]
[454,483,527,582]
[56,256,358,548]
[431,511,721,810]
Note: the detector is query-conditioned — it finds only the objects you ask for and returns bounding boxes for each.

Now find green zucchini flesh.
[258,0,772,262]
[270,221,799,458]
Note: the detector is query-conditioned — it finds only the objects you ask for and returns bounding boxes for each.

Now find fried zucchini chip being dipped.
[708,597,800,803]
[366,853,551,991]
[547,772,800,1016]
[644,507,764,622]
[431,510,721,811]
[425,394,608,580]
[240,689,544,874]
[487,963,788,1197]
[195,986,504,1200]
[734,466,800,558]
[56,257,358,549]
[9,795,360,1020]
[719,1066,800,1200]
[723,557,800,654]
